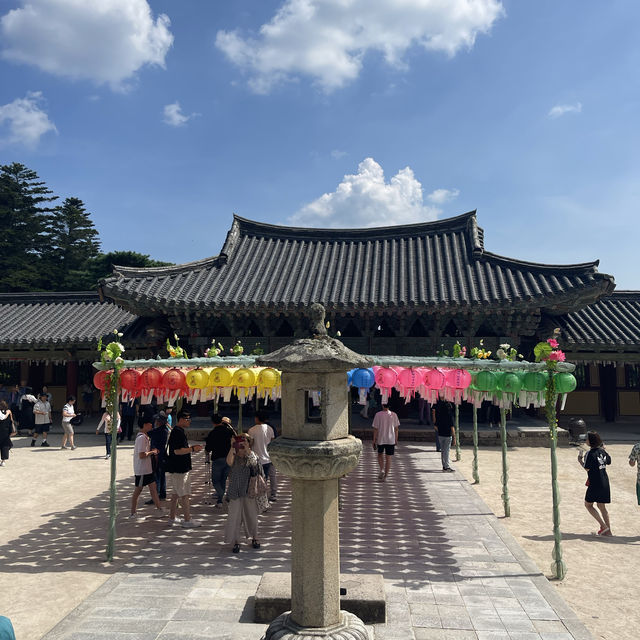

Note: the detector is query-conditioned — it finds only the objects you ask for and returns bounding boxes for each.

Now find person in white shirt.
[248,412,277,502]
[96,410,121,459]
[61,396,77,450]
[372,404,400,481]
[129,416,163,520]
[32,392,52,447]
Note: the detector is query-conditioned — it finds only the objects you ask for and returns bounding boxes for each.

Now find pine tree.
[87,250,172,286]
[43,197,101,290]
[0,163,57,291]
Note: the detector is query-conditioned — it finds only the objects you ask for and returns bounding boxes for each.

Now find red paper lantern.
[119,368,140,392]
[163,368,186,391]
[140,367,163,390]
[93,369,110,391]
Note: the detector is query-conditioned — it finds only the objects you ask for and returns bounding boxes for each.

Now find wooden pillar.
[19,361,29,385]
[66,359,78,400]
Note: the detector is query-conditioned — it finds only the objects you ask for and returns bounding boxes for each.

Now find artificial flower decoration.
[166,333,188,359]
[205,339,224,357]
[230,340,244,356]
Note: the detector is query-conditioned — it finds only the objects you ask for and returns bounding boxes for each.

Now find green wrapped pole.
[106,372,119,562]
[454,404,461,461]
[499,407,510,517]
[472,406,480,484]
[547,380,566,579]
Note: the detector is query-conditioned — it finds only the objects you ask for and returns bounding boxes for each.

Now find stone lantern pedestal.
[257,320,373,640]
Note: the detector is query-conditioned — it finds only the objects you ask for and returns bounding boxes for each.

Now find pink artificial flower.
[547,350,566,362]
[547,338,559,348]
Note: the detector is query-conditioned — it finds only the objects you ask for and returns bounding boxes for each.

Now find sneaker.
[444,467,455,473]
[169,517,183,526]
[378,471,385,480]
[104,455,110,460]
[181,519,202,528]
[60,445,68,450]
[0,460,5,466]
[31,440,36,447]
[41,441,50,447]
[128,513,145,521]
[70,445,77,450]
[268,497,277,502]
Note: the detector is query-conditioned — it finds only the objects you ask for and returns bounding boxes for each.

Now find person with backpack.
[205,414,236,508]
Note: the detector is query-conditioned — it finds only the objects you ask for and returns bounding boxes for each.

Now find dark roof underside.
[101,212,615,314]
[0,292,139,348]
[558,292,640,347]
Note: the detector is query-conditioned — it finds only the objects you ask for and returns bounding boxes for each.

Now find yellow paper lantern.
[185,368,212,389]
[209,367,234,387]
[232,367,257,388]
[257,367,280,389]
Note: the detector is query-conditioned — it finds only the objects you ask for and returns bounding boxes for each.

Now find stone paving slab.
[43,443,593,640]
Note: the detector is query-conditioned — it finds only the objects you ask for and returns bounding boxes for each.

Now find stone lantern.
[257,304,373,640]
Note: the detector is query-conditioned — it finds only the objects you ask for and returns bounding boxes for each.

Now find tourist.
[0,615,16,639]
[224,433,264,553]
[248,411,277,501]
[578,430,612,536]
[165,406,173,428]
[60,396,77,450]
[96,409,121,460]
[166,410,203,528]
[0,400,16,467]
[372,403,400,481]
[205,414,236,508]
[119,398,137,442]
[32,391,52,447]
[148,411,171,501]
[433,399,455,472]
[19,386,36,435]
[628,440,640,507]
[129,415,163,520]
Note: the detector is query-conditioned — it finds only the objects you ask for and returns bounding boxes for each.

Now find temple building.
[1,211,638,420]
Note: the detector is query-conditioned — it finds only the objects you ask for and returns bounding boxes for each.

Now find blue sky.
[1,0,638,288]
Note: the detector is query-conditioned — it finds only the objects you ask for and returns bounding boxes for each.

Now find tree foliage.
[0,163,171,292]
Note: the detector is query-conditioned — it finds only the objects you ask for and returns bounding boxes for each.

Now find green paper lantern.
[554,372,577,394]
[473,370,498,392]
[523,371,548,392]
[497,371,522,394]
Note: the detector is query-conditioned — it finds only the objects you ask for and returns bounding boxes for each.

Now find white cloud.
[0,0,173,90]
[427,188,460,204]
[288,157,456,228]
[0,92,57,148]
[548,102,582,119]
[331,149,348,160]
[216,0,504,93]
[163,102,198,127]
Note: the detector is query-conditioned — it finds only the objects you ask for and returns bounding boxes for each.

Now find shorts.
[62,422,74,435]
[377,444,395,456]
[34,423,51,434]
[134,473,155,488]
[168,471,191,497]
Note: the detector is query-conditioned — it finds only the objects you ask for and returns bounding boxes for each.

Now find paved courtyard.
[8,435,592,640]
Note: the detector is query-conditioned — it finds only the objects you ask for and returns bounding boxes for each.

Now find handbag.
[248,472,268,498]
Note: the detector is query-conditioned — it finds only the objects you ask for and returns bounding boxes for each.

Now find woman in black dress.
[578,430,612,536]
[0,400,17,466]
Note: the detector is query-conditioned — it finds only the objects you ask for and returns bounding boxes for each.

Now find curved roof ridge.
[231,210,479,240]
[480,250,608,273]
[107,254,227,279]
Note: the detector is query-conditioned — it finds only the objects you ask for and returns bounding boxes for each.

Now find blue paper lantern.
[351,367,375,389]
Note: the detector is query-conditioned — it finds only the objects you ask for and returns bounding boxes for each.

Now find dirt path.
[455,441,640,640]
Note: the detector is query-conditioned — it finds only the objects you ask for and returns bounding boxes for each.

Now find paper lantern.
[444,368,472,390]
[233,367,257,388]
[119,368,140,392]
[93,369,110,391]
[351,368,375,389]
[210,367,234,387]
[162,368,186,391]
[374,366,398,390]
[186,368,210,389]
[140,367,163,390]
[554,373,576,394]
[257,368,280,389]
[523,371,547,392]
[497,372,522,394]
[422,368,445,390]
[473,370,498,392]
[397,367,421,390]
[347,369,353,386]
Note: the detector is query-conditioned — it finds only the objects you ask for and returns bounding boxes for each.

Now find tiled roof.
[558,291,640,346]
[0,292,139,348]
[101,212,615,315]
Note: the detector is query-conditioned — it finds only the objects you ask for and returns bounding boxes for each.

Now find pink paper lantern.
[374,366,398,389]
[397,367,420,389]
[422,368,445,390]
[444,368,472,390]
